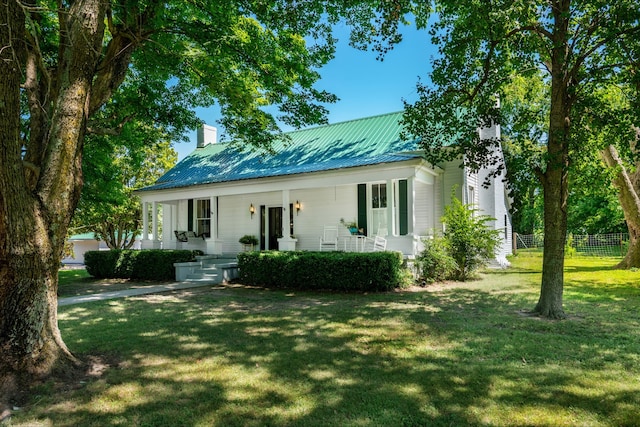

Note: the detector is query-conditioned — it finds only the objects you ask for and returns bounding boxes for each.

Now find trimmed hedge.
[237,251,405,292]
[84,249,202,281]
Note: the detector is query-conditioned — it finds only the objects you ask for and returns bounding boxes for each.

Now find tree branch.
[572,26,640,83]
[86,115,135,136]
[89,1,162,115]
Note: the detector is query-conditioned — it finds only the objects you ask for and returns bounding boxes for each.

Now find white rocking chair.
[372,235,387,252]
[319,225,339,251]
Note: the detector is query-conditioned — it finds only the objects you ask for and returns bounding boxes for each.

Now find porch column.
[152,201,158,243]
[206,195,223,254]
[161,203,170,248]
[407,177,415,235]
[170,203,178,249]
[386,179,394,236]
[142,202,149,240]
[210,196,217,239]
[278,189,297,251]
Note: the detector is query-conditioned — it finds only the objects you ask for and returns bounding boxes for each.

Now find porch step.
[185,276,220,283]
[175,256,239,283]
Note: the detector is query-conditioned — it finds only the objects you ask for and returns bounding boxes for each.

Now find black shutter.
[357,184,367,235]
[399,180,408,235]
[187,199,194,231]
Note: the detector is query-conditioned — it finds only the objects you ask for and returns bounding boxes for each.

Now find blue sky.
[175,22,436,160]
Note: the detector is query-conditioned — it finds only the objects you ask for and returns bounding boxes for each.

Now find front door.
[268,207,283,250]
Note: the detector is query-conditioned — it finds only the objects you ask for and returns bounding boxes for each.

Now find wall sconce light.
[249,203,255,218]
[295,200,301,215]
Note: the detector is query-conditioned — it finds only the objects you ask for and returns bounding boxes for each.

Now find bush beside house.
[416,192,502,283]
[238,251,406,292]
[85,249,202,281]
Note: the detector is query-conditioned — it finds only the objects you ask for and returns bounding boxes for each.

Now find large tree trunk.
[536,161,568,318]
[0,0,108,402]
[601,141,640,269]
[533,0,572,319]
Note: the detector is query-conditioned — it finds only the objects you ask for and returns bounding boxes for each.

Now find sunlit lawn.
[10,254,640,426]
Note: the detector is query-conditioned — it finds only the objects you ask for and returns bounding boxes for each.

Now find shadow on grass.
[20,282,637,427]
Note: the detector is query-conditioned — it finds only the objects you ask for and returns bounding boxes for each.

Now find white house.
[136,112,512,264]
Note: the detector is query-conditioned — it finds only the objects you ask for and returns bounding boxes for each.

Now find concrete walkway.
[58,281,216,306]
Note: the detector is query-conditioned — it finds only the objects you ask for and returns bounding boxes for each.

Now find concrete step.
[197,267,220,274]
[187,272,219,279]
[184,277,220,283]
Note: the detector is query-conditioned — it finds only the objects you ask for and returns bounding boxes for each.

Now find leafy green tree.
[442,192,501,281]
[501,74,626,236]
[403,1,640,318]
[0,0,408,400]
[568,149,626,235]
[500,74,547,235]
[597,84,640,268]
[73,129,178,249]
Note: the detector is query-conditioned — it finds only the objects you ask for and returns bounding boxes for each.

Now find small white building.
[62,233,105,264]
[63,232,143,265]
[136,112,512,263]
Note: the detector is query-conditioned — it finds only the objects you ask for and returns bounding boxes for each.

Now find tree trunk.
[1,0,108,402]
[601,142,640,269]
[536,162,568,318]
[533,0,572,319]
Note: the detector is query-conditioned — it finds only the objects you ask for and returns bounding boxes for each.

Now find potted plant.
[239,234,259,251]
[340,218,358,235]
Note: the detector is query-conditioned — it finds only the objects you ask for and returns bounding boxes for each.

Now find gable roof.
[140,111,424,192]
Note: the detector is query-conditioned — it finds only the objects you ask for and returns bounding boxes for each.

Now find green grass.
[10,254,640,426]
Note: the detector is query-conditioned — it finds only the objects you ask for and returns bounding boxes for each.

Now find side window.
[195,199,211,238]
[371,183,388,236]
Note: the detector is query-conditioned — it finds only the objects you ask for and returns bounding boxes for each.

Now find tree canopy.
[0,0,411,404]
[73,126,178,250]
[402,0,640,318]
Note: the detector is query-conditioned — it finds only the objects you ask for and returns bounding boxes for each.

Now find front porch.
[138,172,440,258]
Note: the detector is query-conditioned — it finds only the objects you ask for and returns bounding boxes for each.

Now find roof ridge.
[193,111,404,147]
[284,111,404,135]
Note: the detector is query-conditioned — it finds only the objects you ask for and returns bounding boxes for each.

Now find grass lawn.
[10,254,640,426]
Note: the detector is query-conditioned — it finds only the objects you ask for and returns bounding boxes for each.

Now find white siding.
[218,192,280,253]
[477,121,513,262]
[414,180,435,236]
[291,186,357,251]
[435,159,464,232]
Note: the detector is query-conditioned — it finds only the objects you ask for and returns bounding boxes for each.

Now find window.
[468,185,475,206]
[195,199,211,238]
[504,214,508,238]
[371,183,387,236]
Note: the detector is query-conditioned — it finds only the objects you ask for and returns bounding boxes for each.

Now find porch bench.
[174,230,205,242]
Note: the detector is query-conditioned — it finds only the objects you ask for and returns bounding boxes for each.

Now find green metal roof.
[68,232,97,240]
[140,111,423,192]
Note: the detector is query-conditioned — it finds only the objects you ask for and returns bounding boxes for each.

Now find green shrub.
[85,249,202,280]
[442,191,501,280]
[415,191,502,283]
[239,235,259,245]
[84,250,121,278]
[415,236,457,284]
[237,251,405,292]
